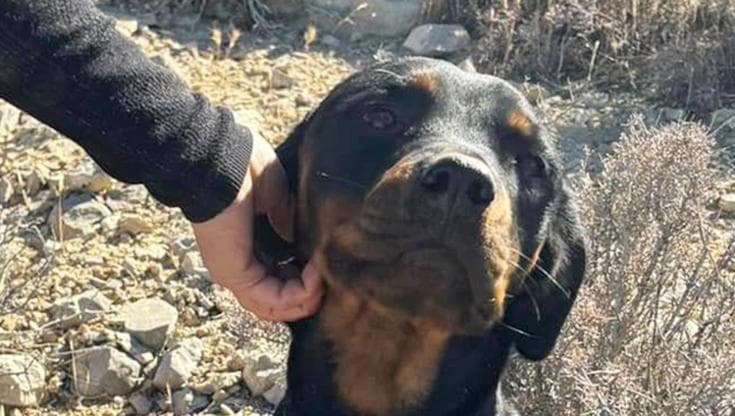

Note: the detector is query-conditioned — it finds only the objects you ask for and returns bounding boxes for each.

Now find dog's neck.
[319,287,451,416]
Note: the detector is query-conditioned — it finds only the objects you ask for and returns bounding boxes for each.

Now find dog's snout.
[419,156,494,207]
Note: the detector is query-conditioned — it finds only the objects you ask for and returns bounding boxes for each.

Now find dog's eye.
[515,155,546,178]
[361,105,401,133]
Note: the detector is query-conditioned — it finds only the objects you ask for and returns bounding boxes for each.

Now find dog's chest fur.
[319,288,451,415]
[278,307,516,416]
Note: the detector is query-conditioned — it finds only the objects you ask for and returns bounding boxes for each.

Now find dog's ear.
[503,182,587,361]
[274,110,314,194]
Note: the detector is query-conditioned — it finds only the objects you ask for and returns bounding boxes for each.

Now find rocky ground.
[1,2,734,416]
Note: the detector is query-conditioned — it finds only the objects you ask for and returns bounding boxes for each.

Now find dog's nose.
[419,156,494,207]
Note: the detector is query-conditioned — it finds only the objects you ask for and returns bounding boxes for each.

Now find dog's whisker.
[503,258,543,321]
[505,245,571,299]
[497,321,538,339]
[316,171,369,191]
[373,68,408,82]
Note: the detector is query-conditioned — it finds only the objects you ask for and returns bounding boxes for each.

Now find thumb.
[252,142,295,242]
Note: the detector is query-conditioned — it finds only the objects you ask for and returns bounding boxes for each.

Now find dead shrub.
[0,208,54,319]
[504,116,735,415]
[466,0,735,113]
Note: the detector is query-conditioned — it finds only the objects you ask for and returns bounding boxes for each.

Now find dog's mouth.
[312,174,519,336]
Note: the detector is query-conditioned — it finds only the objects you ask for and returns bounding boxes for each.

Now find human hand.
[191,135,323,321]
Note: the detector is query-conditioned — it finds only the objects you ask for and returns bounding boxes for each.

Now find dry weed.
[466,0,735,113]
[505,116,735,415]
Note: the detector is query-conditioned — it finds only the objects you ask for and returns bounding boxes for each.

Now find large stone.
[48,193,112,239]
[50,289,112,329]
[306,0,426,38]
[120,298,178,350]
[0,354,46,407]
[73,346,142,397]
[63,159,113,193]
[403,24,471,57]
[153,338,203,390]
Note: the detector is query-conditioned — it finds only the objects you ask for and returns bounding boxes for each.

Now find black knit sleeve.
[0,0,253,222]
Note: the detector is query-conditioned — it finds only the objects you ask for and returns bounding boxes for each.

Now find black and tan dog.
[255,56,587,416]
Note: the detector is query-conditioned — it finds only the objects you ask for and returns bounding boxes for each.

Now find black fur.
[254,57,587,416]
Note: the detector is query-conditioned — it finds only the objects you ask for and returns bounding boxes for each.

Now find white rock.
[117,214,154,235]
[73,346,142,397]
[120,298,178,350]
[50,289,112,329]
[48,194,112,239]
[0,354,46,407]
[63,160,113,193]
[153,338,203,390]
[719,194,735,213]
[403,24,471,57]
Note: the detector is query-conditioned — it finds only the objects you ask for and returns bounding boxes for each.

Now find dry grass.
[505,116,735,415]
[465,0,735,113]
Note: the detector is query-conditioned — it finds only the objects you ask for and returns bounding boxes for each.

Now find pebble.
[0,354,46,407]
[193,371,241,395]
[63,159,113,193]
[719,194,735,213]
[180,251,208,276]
[270,68,294,89]
[49,289,112,329]
[120,298,178,350]
[0,177,13,205]
[118,214,154,235]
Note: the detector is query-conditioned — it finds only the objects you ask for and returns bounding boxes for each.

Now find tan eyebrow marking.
[506,108,534,137]
[410,72,438,94]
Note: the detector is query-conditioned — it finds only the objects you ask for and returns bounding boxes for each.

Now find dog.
[254,56,587,416]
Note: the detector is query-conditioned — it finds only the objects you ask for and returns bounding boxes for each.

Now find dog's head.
[264,57,586,359]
